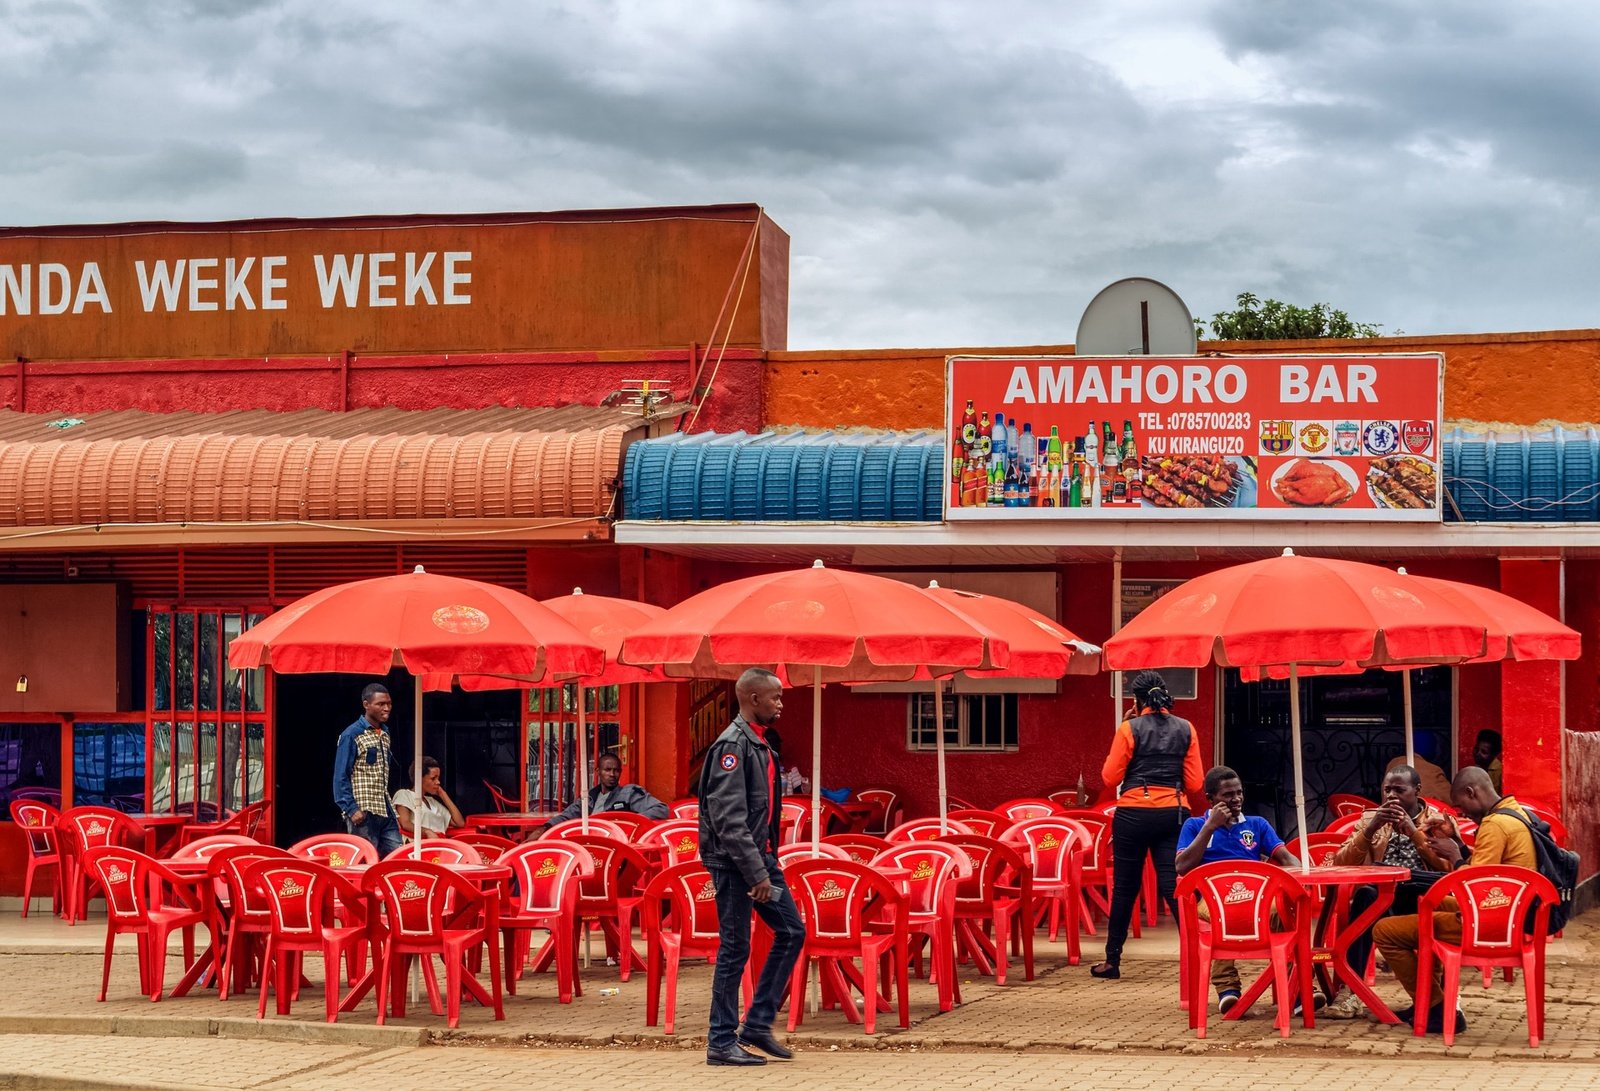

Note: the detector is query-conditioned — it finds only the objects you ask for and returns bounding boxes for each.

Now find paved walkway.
[0,903,1596,1087]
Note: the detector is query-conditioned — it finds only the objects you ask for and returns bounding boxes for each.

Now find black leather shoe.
[1424,1005,1467,1035]
[738,1025,794,1059]
[707,1045,766,1066]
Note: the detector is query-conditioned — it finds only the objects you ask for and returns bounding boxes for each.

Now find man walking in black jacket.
[699,667,806,1066]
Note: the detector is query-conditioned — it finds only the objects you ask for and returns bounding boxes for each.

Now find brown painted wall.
[765,329,1600,430]
[1,206,785,360]
[0,584,129,712]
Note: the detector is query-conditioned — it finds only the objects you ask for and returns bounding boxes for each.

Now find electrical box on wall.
[0,584,131,712]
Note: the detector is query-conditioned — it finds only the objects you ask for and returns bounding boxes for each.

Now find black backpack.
[1485,804,1578,934]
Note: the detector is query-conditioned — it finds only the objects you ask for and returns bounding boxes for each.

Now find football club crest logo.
[1238,828,1257,851]
[1259,420,1295,454]
[1402,420,1435,455]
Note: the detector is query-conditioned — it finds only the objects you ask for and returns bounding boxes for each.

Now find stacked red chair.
[784,858,910,1036]
[80,845,208,1001]
[59,806,144,924]
[942,834,1033,985]
[245,857,369,1022]
[363,859,502,1028]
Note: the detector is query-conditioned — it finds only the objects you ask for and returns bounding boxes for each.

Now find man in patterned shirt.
[332,683,403,856]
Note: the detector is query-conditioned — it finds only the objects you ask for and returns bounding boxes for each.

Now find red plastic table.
[160,857,224,997]
[1233,864,1410,1024]
[126,813,189,856]
[465,812,555,841]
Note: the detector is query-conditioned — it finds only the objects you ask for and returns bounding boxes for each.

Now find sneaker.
[1217,989,1241,1015]
[1323,991,1366,1020]
[1290,991,1327,1016]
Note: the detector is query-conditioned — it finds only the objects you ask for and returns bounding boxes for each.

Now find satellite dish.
[1076,277,1197,355]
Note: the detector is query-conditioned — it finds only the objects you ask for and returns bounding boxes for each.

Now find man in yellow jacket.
[1373,766,1536,1035]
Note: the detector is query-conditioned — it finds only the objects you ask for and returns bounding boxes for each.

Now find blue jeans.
[347,810,403,858]
[708,854,806,1050]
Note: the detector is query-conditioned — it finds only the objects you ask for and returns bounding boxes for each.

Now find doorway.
[1221,667,1453,839]
[272,670,517,848]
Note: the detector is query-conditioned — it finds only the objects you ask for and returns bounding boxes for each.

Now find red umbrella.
[622,560,1004,846]
[229,566,606,847]
[918,582,1101,826]
[1240,569,1579,766]
[1104,549,1492,854]
[435,588,671,827]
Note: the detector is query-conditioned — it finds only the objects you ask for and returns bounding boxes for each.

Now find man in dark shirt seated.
[1176,765,1307,1015]
[543,751,668,829]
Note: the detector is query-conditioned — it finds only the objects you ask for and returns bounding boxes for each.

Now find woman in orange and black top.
[1090,671,1205,979]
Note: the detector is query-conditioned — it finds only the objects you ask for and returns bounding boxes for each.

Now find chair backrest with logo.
[871,841,967,918]
[778,842,851,868]
[1058,810,1114,877]
[597,812,657,841]
[500,839,593,917]
[1288,831,1348,870]
[211,844,296,918]
[363,859,484,942]
[545,817,628,842]
[10,800,60,858]
[996,798,1064,822]
[452,832,517,861]
[785,858,902,946]
[172,834,259,861]
[383,838,484,865]
[289,834,378,869]
[1177,860,1309,954]
[642,862,724,947]
[998,817,1087,885]
[565,834,650,910]
[944,809,1005,838]
[1323,812,1365,837]
[61,806,141,854]
[854,787,900,835]
[939,834,1027,914]
[886,817,972,843]
[245,857,360,940]
[668,798,701,820]
[823,833,892,864]
[80,845,166,923]
[1328,793,1376,819]
[1422,865,1558,953]
[639,819,701,867]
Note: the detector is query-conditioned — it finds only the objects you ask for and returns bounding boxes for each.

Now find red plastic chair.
[288,834,378,870]
[943,834,1034,985]
[80,845,207,1001]
[59,805,144,924]
[998,817,1087,960]
[544,816,628,841]
[823,833,891,865]
[1287,832,1348,870]
[1046,787,1087,810]
[855,788,902,836]
[638,820,701,868]
[784,858,911,1035]
[1058,810,1123,938]
[870,841,969,1012]
[1322,812,1365,837]
[778,842,852,867]
[211,844,299,1000]
[244,857,368,1022]
[996,797,1064,822]
[1328,793,1375,819]
[1512,802,1570,847]
[640,862,754,1034]
[176,806,246,848]
[10,799,62,918]
[886,817,972,843]
[945,809,1005,838]
[384,837,485,865]
[171,833,259,861]
[593,812,658,842]
[566,834,651,981]
[362,859,501,1028]
[778,800,809,845]
[499,839,593,1003]
[483,779,520,814]
[944,794,979,813]
[1414,865,1558,1047]
[668,798,700,819]
[1176,860,1315,1039]
[452,831,517,861]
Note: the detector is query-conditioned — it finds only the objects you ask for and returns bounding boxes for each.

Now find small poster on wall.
[1116,580,1197,702]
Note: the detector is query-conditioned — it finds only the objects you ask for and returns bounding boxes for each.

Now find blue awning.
[1445,426,1600,522]
[622,430,943,521]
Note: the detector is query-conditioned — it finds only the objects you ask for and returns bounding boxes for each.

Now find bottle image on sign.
[1046,426,1063,469]
[987,459,1003,506]
[950,450,964,485]
[1069,458,1084,508]
[1121,420,1138,482]
[992,413,1009,466]
[1020,422,1035,474]
[976,412,991,461]
[961,400,978,448]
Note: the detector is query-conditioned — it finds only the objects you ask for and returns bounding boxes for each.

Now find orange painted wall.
[765,329,1600,430]
[1,205,787,360]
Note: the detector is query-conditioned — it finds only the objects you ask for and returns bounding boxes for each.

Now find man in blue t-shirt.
[1176,765,1304,1013]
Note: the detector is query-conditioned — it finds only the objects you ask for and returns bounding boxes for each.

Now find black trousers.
[1103,805,1184,966]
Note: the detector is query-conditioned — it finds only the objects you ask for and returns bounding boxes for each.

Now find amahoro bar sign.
[945,353,1444,522]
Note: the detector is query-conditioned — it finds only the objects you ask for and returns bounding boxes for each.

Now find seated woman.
[392,755,465,839]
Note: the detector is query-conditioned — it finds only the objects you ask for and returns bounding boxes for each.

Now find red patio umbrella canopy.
[920,584,1100,679]
[620,561,1002,685]
[445,588,671,691]
[1103,551,1489,671]
[228,567,605,683]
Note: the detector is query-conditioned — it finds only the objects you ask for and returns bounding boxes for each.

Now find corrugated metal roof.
[0,404,681,528]
[1444,426,1600,521]
[623,430,943,521]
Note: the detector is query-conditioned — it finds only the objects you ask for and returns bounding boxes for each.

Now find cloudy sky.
[3,0,1598,348]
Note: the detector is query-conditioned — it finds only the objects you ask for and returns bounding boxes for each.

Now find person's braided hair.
[1128,670,1174,715]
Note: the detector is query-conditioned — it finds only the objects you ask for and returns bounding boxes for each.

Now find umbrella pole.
[1288,663,1310,873]
[935,681,948,833]
[811,676,822,852]
[1402,669,1415,769]
[413,675,424,851]
[578,686,590,834]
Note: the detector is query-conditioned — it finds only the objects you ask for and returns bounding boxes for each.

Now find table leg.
[1321,882,1400,1024]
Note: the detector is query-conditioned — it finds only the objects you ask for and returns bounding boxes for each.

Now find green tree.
[1199,292,1389,340]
